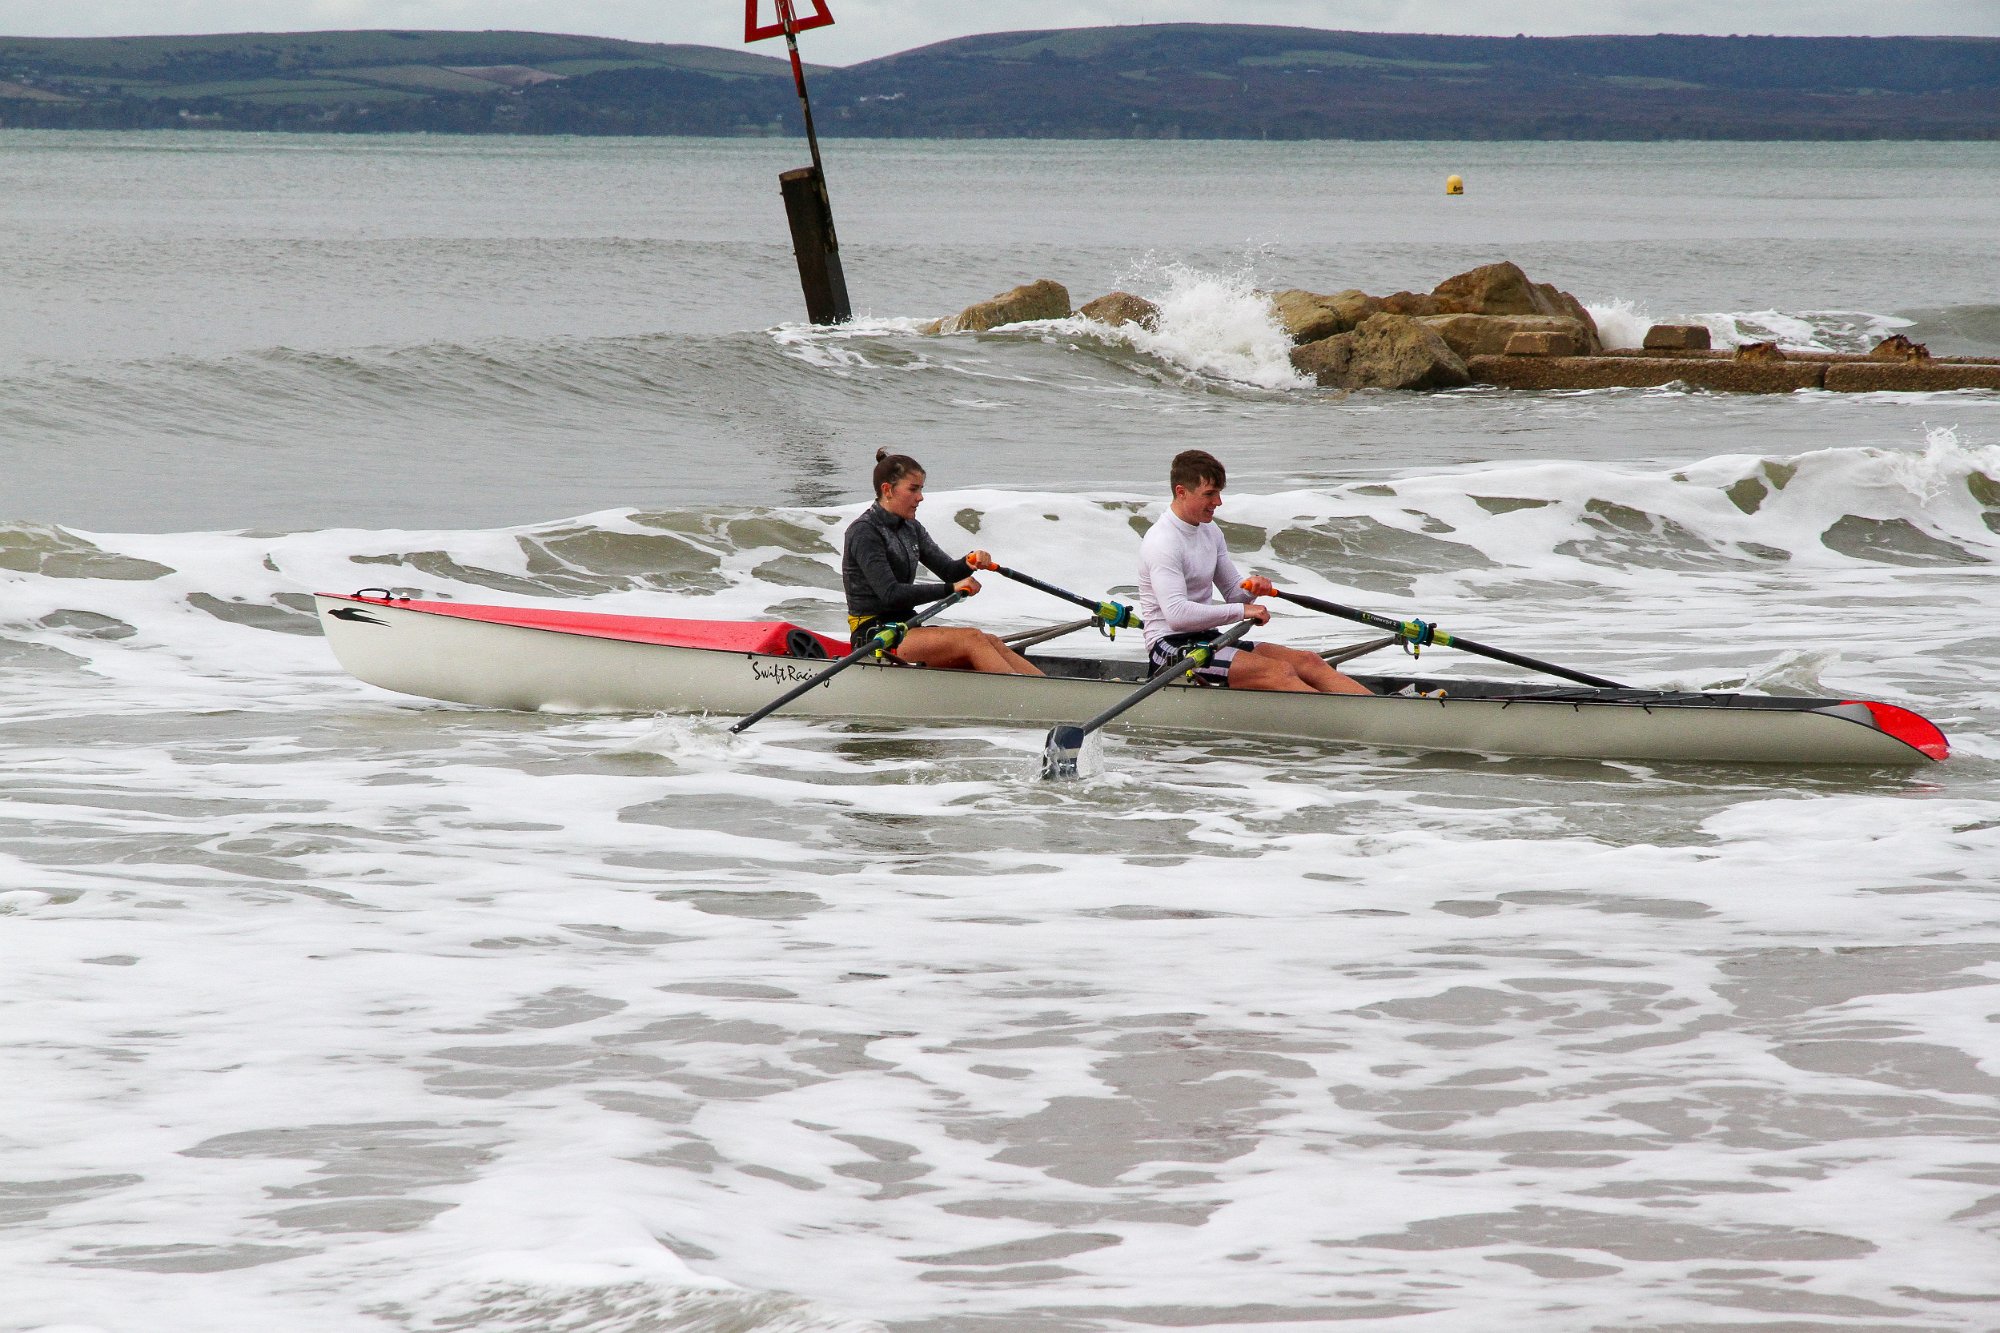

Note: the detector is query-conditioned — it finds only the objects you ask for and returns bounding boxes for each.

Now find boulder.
[1503,330,1582,357]
[941,279,1071,333]
[1079,290,1160,330]
[1380,290,1446,317]
[1433,261,1548,316]
[1869,333,1931,361]
[1352,314,1474,389]
[1292,313,1470,391]
[1415,313,1591,360]
[1289,333,1354,385]
[1267,287,1379,343]
[1431,261,1602,352]
[1533,283,1602,350]
[1643,323,1712,351]
[1327,289,1381,333]
[1735,341,1785,364]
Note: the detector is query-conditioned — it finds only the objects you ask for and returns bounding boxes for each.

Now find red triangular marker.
[746,0,834,43]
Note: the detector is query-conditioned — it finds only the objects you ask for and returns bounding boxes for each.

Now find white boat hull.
[314,594,1947,767]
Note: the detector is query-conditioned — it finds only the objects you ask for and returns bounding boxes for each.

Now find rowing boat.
[313,592,1949,766]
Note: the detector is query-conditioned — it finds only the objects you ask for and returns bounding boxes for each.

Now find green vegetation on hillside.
[3,25,1996,139]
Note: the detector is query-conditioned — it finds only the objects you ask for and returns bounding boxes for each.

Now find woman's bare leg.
[896,627,1045,676]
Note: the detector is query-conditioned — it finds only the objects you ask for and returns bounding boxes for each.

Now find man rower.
[1137,449,1372,695]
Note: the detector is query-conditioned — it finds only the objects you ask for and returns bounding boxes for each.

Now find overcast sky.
[5,2,1997,63]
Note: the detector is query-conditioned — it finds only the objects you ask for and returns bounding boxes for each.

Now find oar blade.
[1040,725,1087,780]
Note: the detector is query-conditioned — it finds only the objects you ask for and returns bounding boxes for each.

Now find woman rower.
[842,449,1044,676]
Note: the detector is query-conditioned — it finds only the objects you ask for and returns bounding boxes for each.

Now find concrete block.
[1826,362,2000,392]
[1467,355,1826,393]
[1503,330,1581,356]
[1643,323,1712,351]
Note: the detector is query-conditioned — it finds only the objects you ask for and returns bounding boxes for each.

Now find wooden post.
[780,166,850,326]
[748,0,851,325]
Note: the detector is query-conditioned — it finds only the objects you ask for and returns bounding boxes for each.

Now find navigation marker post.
[746,0,851,325]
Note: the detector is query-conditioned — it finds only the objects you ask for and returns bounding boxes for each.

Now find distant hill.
[829,26,2000,140]
[4,25,1998,139]
[0,30,816,133]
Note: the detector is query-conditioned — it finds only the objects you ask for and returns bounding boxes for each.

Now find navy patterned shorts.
[1148,630,1256,687]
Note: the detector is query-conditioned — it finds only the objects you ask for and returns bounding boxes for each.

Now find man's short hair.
[1170,449,1226,494]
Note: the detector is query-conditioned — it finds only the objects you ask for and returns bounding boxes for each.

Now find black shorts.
[1148,630,1256,687]
[849,615,919,648]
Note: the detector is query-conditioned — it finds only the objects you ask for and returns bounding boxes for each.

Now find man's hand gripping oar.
[729,590,970,734]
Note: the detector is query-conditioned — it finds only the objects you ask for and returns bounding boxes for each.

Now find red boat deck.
[322,593,850,658]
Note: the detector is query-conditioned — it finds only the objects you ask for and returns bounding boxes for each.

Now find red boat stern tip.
[1846,700,1950,762]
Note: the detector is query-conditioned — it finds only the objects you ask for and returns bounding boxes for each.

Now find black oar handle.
[1076,617,1256,737]
[992,565,1140,633]
[1042,618,1257,778]
[729,591,968,734]
[1268,588,1624,690]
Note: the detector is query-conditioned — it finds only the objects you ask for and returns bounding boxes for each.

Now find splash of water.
[613,714,758,763]
[1699,309,1914,353]
[1740,647,1840,694]
[1585,298,1654,350]
[1091,256,1307,389]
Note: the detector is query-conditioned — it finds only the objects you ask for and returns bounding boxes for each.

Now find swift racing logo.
[750,660,817,685]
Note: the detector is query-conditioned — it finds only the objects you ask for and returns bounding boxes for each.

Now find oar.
[1041,619,1256,780]
[729,591,968,734]
[1003,617,1095,651]
[1324,635,1399,667]
[1265,587,1625,689]
[991,564,1139,637]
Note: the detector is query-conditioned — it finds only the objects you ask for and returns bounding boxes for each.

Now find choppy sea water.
[4,132,2000,1333]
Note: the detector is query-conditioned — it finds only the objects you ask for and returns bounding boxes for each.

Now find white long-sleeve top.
[1137,510,1253,649]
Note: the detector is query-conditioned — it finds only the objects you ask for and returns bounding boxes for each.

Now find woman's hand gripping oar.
[1262,586,1626,689]
[729,590,970,734]
[1040,618,1256,780]
[987,563,1140,640]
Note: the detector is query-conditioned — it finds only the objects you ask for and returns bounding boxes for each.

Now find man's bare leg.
[1227,643,1371,694]
[1225,646,1314,692]
[1259,642,1372,695]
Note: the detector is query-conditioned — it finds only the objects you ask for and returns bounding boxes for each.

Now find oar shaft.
[1425,631,1625,689]
[729,591,967,733]
[992,565,1140,631]
[1323,635,1399,667]
[1076,618,1256,737]
[1002,617,1095,650]
[1269,589,1624,690]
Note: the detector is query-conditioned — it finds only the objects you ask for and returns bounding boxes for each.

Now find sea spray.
[1698,309,1915,353]
[1733,647,1839,694]
[1585,297,1654,350]
[1087,256,1307,389]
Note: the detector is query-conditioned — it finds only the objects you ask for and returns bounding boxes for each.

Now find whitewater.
[4,132,2000,1333]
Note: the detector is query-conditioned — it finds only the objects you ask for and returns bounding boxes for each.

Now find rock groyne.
[923,262,2000,394]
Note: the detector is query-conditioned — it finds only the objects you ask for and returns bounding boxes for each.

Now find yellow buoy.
[1446,174,1464,196]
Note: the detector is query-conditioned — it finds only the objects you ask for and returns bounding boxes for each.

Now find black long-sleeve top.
[842,503,971,625]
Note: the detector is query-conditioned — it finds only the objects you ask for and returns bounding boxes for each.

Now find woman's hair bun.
[875,447,889,462]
